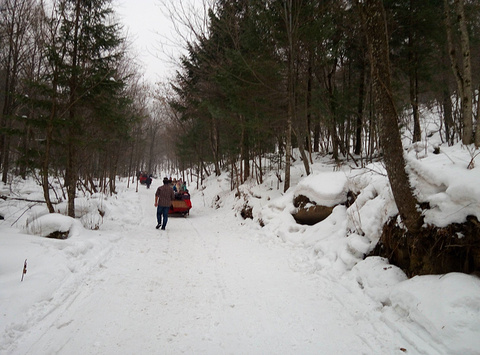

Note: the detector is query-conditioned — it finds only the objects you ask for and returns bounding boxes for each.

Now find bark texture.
[363,0,423,233]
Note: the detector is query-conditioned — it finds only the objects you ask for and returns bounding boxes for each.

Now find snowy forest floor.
[2,175,471,355]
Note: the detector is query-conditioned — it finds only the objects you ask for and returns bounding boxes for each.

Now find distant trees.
[0,0,169,216]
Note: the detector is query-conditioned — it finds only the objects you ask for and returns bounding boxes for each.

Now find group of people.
[138,172,153,188]
[172,178,188,194]
[154,177,188,230]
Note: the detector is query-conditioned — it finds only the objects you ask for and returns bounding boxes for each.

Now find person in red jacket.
[154,178,175,230]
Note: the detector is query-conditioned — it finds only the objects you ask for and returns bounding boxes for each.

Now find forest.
[1,0,479,236]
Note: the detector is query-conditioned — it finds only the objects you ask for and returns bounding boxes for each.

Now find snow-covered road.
[1,182,451,354]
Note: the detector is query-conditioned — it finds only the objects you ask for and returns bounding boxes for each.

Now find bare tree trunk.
[407,0,422,143]
[306,49,313,162]
[293,127,310,175]
[210,116,221,176]
[361,0,423,233]
[1,0,18,183]
[284,113,292,192]
[326,61,339,161]
[313,120,320,152]
[293,46,310,175]
[443,87,454,145]
[257,154,263,184]
[66,0,82,218]
[42,85,56,214]
[282,0,297,192]
[476,85,480,146]
[127,141,134,189]
[355,52,366,155]
[409,65,421,143]
[147,127,158,174]
[241,115,250,182]
[444,0,474,145]
[456,0,474,146]
[109,154,118,195]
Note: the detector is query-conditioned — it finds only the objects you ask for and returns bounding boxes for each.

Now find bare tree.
[156,0,215,71]
[281,0,302,192]
[0,0,36,183]
[444,0,474,146]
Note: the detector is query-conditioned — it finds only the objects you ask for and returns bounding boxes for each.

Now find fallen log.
[0,195,59,204]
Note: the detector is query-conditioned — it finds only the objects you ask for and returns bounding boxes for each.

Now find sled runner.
[169,192,192,216]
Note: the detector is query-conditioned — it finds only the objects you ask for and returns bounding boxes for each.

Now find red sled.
[169,192,192,216]
[139,174,148,184]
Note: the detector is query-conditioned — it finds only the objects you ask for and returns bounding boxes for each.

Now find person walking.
[145,175,152,189]
[154,178,175,230]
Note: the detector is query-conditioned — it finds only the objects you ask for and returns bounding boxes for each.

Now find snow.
[406,145,480,227]
[1,139,480,353]
[25,213,80,238]
[294,171,348,207]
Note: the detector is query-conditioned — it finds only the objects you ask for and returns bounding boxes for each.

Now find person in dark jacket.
[154,178,175,230]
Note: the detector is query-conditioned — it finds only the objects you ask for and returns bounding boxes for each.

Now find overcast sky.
[114,0,186,83]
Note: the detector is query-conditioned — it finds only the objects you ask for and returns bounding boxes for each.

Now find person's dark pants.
[157,205,170,229]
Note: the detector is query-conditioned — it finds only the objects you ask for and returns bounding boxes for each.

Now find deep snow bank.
[209,146,480,354]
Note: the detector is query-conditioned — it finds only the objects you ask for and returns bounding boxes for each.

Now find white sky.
[114,0,186,83]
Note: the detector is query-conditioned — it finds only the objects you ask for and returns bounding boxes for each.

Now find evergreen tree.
[31,0,128,216]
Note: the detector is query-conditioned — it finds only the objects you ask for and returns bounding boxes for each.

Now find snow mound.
[352,256,408,303]
[26,213,83,238]
[346,164,398,243]
[407,143,480,226]
[388,273,480,355]
[294,171,348,206]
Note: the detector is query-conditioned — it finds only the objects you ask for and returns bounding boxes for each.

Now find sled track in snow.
[1,185,447,354]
